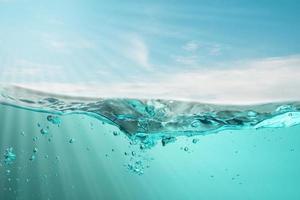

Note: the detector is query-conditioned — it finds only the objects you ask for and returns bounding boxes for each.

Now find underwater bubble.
[69,138,75,144]
[33,147,38,153]
[184,147,189,152]
[140,144,146,150]
[136,135,157,149]
[131,151,136,156]
[29,155,35,161]
[33,136,38,141]
[37,123,41,127]
[112,131,120,136]
[20,131,25,136]
[161,136,177,146]
[4,147,16,165]
[127,161,144,175]
[47,115,61,125]
[40,128,48,135]
[192,138,199,144]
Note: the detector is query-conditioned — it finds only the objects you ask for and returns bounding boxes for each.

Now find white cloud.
[7,55,300,104]
[182,41,223,55]
[174,55,198,66]
[176,41,223,66]
[126,36,151,69]
[183,41,199,52]
[48,40,66,50]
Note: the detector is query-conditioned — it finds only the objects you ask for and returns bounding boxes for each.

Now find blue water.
[1,86,300,199]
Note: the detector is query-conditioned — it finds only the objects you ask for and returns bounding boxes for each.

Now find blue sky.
[0,0,300,103]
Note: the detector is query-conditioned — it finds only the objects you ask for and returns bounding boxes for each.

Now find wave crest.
[1,85,300,148]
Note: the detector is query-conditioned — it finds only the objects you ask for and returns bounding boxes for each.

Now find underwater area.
[0,86,300,200]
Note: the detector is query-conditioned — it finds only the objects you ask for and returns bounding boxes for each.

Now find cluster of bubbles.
[1,112,206,177]
[3,147,16,165]
[1,115,62,168]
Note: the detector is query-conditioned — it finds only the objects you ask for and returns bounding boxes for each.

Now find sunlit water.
[1,86,300,200]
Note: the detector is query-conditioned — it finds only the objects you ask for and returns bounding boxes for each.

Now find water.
[0,86,300,199]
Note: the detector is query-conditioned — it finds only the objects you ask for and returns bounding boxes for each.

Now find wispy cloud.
[183,41,200,52]
[48,40,66,51]
[125,36,151,69]
[174,55,198,66]
[12,55,300,104]
[0,59,62,79]
[209,44,221,56]
[176,41,223,66]
[42,33,95,53]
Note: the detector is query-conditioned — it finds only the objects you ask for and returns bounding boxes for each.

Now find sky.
[0,0,300,103]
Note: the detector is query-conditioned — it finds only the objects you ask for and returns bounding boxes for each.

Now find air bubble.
[113,131,120,136]
[40,128,48,135]
[47,115,61,125]
[29,155,35,161]
[192,138,199,144]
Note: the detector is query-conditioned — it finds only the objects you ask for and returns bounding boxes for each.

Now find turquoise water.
[1,86,300,200]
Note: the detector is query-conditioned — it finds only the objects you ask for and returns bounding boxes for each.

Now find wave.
[1,85,300,148]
